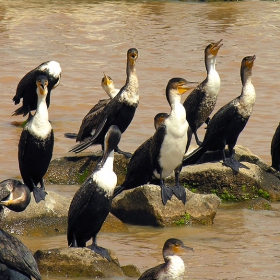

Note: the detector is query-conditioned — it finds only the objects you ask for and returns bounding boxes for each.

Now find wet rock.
[121,264,141,277]
[221,198,272,210]
[111,185,221,226]
[34,247,126,277]
[0,191,128,236]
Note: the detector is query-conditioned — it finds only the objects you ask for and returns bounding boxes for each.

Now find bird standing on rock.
[69,48,139,158]
[67,125,121,261]
[113,78,197,205]
[18,75,54,203]
[183,55,256,172]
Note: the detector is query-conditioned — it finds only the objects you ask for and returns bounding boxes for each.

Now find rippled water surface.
[1,0,280,279]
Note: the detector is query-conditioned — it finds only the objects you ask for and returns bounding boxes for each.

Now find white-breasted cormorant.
[64,73,119,140]
[138,238,193,280]
[0,179,31,213]
[271,122,280,171]
[18,75,54,203]
[182,55,256,172]
[183,39,222,150]
[0,228,41,280]
[67,125,121,261]
[154,112,169,130]
[69,48,139,158]
[113,78,197,205]
[12,61,61,116]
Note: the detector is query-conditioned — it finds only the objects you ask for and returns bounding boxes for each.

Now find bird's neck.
[102,151,114,171]
[164,255,185,279]
[205,55,217,74]
[34,90,49,123]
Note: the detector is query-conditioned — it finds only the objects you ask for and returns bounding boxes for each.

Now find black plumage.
[67,125,121,261]
[271,122,280,171]
[18,75,54,203]
[183,39,222,150]
[0,228,41,280]
[69,48,139,158]
[183,55,256,172]
[113,78,197,205]
[12,61,61,116]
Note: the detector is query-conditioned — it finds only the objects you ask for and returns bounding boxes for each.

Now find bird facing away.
[183,55,256,172]
[67,125,121,261]
[113,78,197,205]
[0,228,42,280]
[183,39,222,151]
[12,60,61,116]
[64,73,119,140]
[138,238,193,280]
[0,179,31,214]
[271,122,280,171]
[18,75,54,203]
[69,48,139,158]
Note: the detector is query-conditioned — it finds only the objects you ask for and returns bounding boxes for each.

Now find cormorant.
[18,75,54,203]
[271,122,280,171]
[182,55,256,172]
[0,179,31,213]
[154,112,168,130]
[0,228,41,280]
[12,61,61,116]
[69,48,139,158]
[64,73,119,140]
[67,125,121,261]
[113,78,197,205]
[183,39,222,150]
[138,238,193,280]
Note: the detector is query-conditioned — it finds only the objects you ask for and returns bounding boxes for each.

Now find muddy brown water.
[1,0,280,279]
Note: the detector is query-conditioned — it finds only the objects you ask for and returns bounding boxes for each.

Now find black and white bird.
[18,75,54,203]
[67,125,121,261]
[0,228,42,280]
[69,48,139,158]
[183,55,256,172]
[113,78,197,205]
[0,179,31,214]
[271,122,280,171]
[12,60,61,116]
[138,238,193,280]
[64,73,119,140]
[183,39,222,151]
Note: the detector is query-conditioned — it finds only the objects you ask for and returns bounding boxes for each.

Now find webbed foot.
[89,244,111,261]
[172,184,187,204]
[223,158,249,173]
[160,184,173,205]
[33,187,47,203]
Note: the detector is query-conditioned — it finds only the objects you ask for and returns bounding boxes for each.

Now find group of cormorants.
[0,41,278,279]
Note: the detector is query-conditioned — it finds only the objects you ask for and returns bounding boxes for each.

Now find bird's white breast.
[159,256,185,280]
[26,115,52,139]
[204,69,220,98]
[238,81,256,118]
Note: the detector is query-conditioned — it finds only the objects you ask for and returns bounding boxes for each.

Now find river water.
[1,0,280,279]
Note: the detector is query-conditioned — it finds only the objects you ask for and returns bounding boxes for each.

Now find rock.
[34,247,125,277]
[0,191,128,236]
[121,264,141,277]
[177,161,280,201]
[111,185,221,226]
[221,197,271,210]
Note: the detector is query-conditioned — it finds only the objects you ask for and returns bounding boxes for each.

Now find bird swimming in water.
[64,73,119,140]
[183,55,256,172]
[138,238,193,280]
[113,78,197,205]
[0,179,31,214]
[0,228,42,280]
[271,122,280,171]
[12,61,61,116]
[18,75,54,203]
[183,39,222,151]
[67,125,121,261]
[69,48,139,158]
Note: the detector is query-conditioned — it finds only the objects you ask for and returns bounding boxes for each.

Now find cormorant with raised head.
[113,78,197,205]
[18,75,54,203]
[64,73,119,140]
[271,122,280,171]
[12,60,61,116]
[183,55,256,172]
[138,238,193,280]
[67,125,121,261]
[69,48,139,158]
[0,228,41,280]
[0,179,31,213]
[183,39,222,150]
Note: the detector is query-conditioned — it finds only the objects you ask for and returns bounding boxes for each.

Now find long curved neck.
[34,90,49,122]
[205,54,217,74]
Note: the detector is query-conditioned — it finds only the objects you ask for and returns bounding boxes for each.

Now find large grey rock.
[111,185,221,226]
[0,191,128,236]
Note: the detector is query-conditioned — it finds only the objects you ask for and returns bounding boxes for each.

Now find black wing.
[138,263,165,280]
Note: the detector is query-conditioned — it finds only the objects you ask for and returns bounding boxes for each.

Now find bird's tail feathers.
[64,133,77,139]
[113,185,125,198]
[182,146,206,166]
[12,106,27,116]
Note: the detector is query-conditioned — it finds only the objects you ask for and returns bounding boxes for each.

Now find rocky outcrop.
[111,185,221,226]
